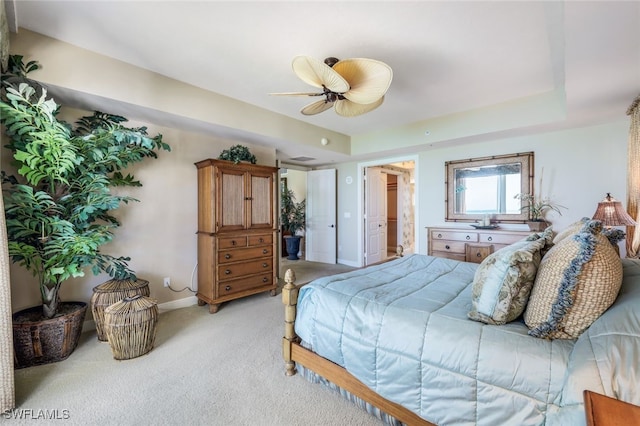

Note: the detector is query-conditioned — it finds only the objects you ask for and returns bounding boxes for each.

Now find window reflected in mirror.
[446,152,533,223]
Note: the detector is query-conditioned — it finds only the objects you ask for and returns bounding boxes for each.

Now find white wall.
[334,119,630,265]
[281,169,307,203]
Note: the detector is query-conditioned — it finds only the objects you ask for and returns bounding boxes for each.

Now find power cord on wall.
[165,262,198,293]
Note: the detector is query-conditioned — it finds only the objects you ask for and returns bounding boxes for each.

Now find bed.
[281,247,640,425]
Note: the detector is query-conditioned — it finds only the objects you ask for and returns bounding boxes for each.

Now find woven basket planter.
[12,302,87,369]
[104,295,158,360]
[90,278,150,341]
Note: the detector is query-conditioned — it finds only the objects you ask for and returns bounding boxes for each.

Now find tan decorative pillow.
[552,217,589,244]
[524,220,623,339]
[468,237,546,325]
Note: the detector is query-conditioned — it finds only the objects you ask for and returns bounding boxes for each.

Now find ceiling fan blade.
[301,99,334,115]
[333,58,393,105]
[292,56,350,93]
[334,97,384,117]
[269,92,324,96]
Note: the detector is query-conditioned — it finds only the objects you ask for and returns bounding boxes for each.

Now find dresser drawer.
[217,258,273,280]
[431,230,478,243]
[431,251,466,262]
[217,273,273,296]
[248,233,272,246]
[218,246,272,264]
[479,232,526,245]
[431,240,467,254]
[465,243,493,264]
[218,236,248,249]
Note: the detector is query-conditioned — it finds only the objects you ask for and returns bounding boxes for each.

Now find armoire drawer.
[218,236,248,249]
[218,246,272,264]
[217,258,273,280]
[248,233,272,246]
[217,273,273,297]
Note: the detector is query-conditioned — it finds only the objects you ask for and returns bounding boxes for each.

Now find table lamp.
[592,193,637,255]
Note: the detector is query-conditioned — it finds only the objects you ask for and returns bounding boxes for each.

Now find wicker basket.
[90,278,150,341]
[13,302,87,369]
[104,295,158,360]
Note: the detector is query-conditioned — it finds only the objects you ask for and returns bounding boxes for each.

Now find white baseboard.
[82,296,198,333]
[156,295,199,313]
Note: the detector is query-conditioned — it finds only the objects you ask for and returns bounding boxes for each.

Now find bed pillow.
[468,237,547,325]
[524,220,623,339]
[552,217,589,243]
[526,226,555,257]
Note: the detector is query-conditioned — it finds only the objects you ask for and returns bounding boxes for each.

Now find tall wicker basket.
[90,278,150,341]
[104,295,158,360]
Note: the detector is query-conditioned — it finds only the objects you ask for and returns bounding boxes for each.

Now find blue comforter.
[295,254,640,425]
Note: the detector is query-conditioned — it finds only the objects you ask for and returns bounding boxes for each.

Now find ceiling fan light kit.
[273,55,393,117]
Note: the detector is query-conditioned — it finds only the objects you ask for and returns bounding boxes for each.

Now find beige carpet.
[9,261,384,425]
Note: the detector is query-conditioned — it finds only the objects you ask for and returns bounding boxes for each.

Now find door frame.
[357,155,419,267]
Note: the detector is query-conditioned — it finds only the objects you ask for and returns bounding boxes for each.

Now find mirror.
[445,152,533,223]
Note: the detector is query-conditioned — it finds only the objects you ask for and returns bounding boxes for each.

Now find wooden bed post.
[282,268,299,376]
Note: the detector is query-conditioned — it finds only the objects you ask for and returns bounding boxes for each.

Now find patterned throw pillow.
[468,237,547,325]
[526,226,555,257]
[524,220,623,339]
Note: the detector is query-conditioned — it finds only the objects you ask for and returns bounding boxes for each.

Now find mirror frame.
[445,152,534,223]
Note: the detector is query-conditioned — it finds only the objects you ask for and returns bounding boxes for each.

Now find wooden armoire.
[195,159,278,313]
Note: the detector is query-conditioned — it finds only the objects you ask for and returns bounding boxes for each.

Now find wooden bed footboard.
[281,248,435,426]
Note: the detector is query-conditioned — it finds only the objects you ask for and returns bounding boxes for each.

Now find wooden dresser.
[427,226,531,264]
[195,159,278,313]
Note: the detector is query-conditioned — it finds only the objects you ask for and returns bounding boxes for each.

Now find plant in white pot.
[281,188,305,260]
[1,56,170,367]
[514,192,566,231]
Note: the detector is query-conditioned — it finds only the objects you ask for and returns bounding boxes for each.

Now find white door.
[305,169,337,263]
[365,167,387,265]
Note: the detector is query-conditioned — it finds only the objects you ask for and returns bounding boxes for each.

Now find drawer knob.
[231,240,237,246]
[262,277,268,283]
[487,236,493,241]
[263,249,268,254]
[225,285,231,291]
[262,263,268,268]
[225,269,231,275]
[466,235,470,240]
[225,254,231,259]
[437,233,442,238]
[445,245,451,250]
[476,253,482,257]
[259,238,264,243]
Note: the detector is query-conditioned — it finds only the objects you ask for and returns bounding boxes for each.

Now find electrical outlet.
[163,277,170,287]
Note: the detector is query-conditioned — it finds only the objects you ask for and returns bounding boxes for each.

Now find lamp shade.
[592,193,637,226]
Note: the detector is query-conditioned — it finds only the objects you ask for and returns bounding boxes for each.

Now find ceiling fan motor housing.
[324,57,340,67]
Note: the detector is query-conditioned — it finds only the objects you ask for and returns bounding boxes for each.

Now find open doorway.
[279,168,307,259]
[360,157,417,267]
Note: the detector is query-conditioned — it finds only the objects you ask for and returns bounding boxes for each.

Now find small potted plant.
[218,144,256,164]
[514,192,566,231]
[281,188,305,260]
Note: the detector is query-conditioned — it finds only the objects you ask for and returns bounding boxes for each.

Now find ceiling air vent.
[289,156,315,162]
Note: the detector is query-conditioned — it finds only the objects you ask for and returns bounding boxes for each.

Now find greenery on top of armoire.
[0,55,171,319]
[218,144,257,164]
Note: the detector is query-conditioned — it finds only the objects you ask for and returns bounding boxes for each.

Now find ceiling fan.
[271,56,393,117]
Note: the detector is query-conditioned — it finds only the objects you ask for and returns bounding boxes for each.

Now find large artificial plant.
[0,56,170,319]
[281,188,305,235]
